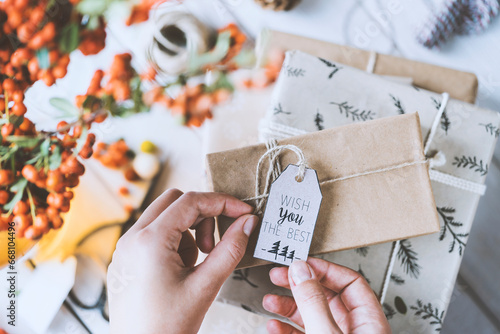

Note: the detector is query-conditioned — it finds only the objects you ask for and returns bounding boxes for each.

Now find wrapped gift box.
[256,29,478,103]
[206,113,440,268]
[217,50,499,333]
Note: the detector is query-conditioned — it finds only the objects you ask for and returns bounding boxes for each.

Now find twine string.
[424,92,449,155]
[250,142,307,214]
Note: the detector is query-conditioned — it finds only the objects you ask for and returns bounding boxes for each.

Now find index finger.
[128,188,184,233]
[146,192,253,249]
[308,258,380,311]
[270,257,380,311]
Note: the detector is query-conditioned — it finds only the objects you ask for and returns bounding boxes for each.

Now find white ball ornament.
[132,153,160,180]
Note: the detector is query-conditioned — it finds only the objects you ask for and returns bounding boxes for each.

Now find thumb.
[192,214,259,292]
[289,260,342,334]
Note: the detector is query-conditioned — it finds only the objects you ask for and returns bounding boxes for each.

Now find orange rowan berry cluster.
[0,0,107,124]
[240,50,284,89]
[94,139,140,181]
[215,23,247,68]
[94,139,133,169]
[78,17,106,56]
[149,83,230,127]
[1,106,99,240]
[77,25,250,128]
[76,53,138,112]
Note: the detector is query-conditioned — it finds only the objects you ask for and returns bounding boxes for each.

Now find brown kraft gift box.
[206,113,440,268]
[257,29,478,103]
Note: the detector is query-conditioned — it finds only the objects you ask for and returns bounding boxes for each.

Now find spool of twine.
[147,11,214,76]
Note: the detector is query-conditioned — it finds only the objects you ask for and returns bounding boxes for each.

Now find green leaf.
[205,72,234,93]
[36,48,50,70]
[9,115,24,127]
[49,97,80,117]
[188,31,232,71]
[232,49,256,68]
[0,146,17,163]
[59,23,80,54]
[40,138,51,157]
[3,178,28,212]
[25,154,41,165]
[76,0,108,16]
[6,136,41,148]
[49,145,62,170]
[82,95,102,110]
[87,15,100,30]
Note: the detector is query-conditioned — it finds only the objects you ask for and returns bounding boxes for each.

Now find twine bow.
[249,140,307,214]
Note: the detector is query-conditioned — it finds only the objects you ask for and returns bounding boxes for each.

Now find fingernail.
[290,260,314,285]
[243,215,259,237]
[262,294,273,311]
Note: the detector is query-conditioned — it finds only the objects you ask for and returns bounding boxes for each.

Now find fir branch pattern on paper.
[437,207,469,256]
[383,303,396,320]
[479,123,500,137]
[273,103,291,115]
[453,155,488,176]
[431,96,451,134]
[389,94,405,114]
[330,101,374,122]
[397,239,420,278]
[232,269,258,288]
[411,299,444,332]
[355,247,369,257]
[318,58,342,79]
[390,274,405,285]
[314,110,324,130]
[283,65,306,77]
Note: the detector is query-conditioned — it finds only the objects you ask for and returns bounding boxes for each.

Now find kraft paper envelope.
[206,113,440,268]
[257,30,478,103]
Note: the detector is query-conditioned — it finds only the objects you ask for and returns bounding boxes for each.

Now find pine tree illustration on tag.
[254,164,323,265]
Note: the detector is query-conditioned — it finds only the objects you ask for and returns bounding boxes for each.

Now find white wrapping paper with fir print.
[216,50,500,333]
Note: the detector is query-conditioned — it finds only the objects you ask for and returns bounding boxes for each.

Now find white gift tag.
[254,164,323,265]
